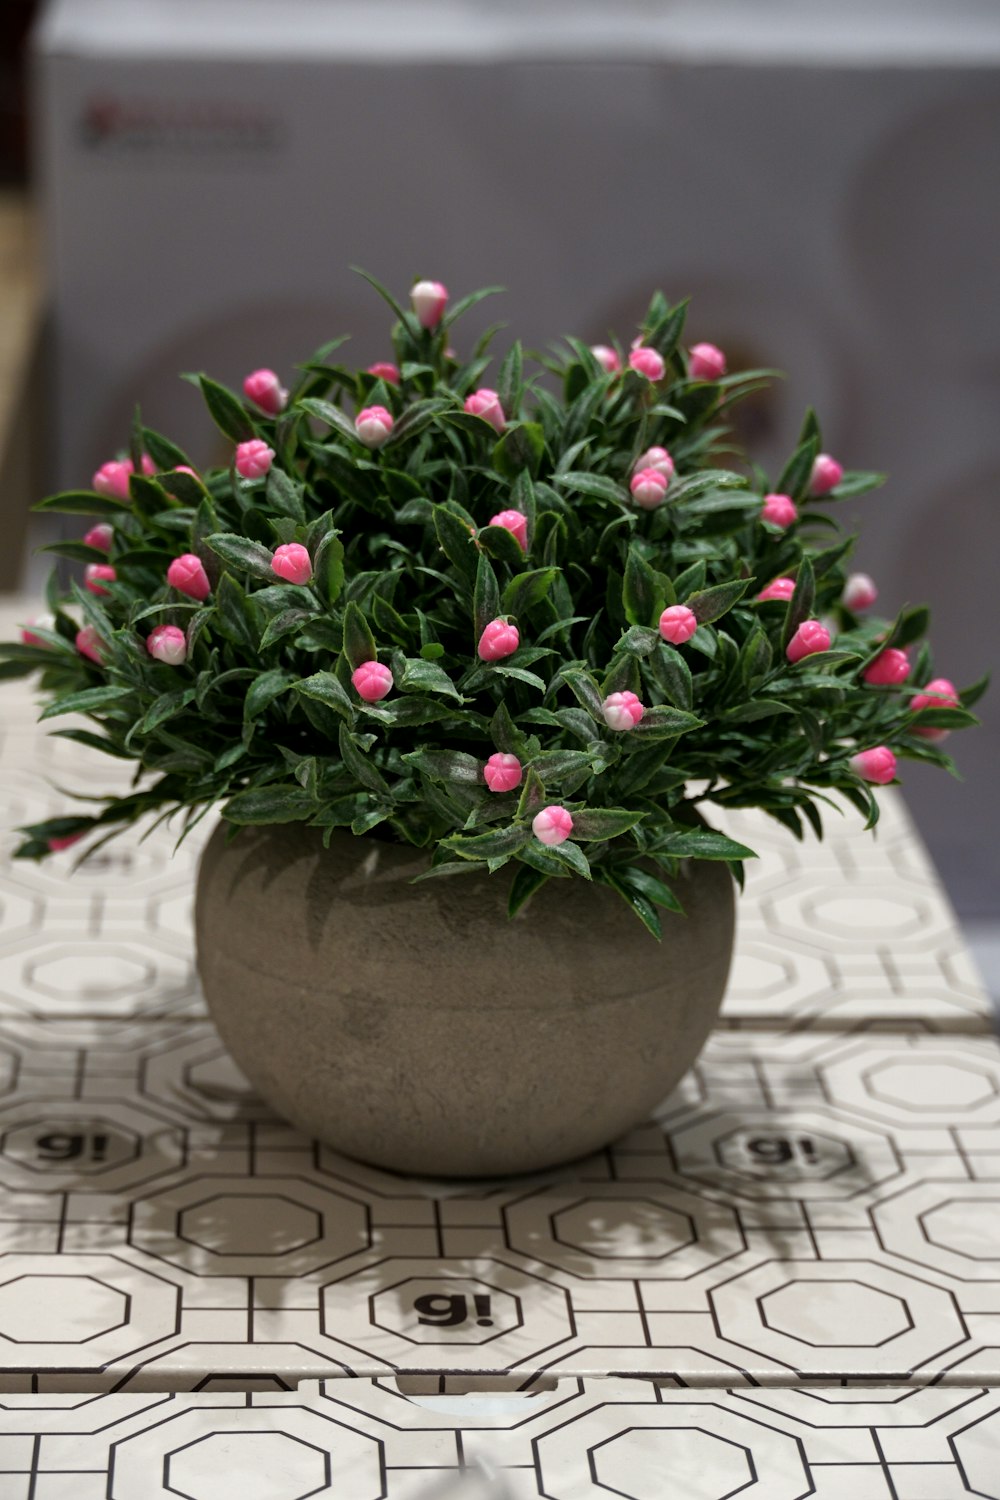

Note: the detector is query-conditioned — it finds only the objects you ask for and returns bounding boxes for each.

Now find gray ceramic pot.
[195,822,735,1177]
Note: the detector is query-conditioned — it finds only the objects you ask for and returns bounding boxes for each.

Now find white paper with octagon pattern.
[0,1022,995,1390]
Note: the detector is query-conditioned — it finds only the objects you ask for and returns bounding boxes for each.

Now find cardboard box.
[31,0,1000,913]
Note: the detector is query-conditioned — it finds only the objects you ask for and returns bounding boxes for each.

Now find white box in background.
[31,0,1000,917]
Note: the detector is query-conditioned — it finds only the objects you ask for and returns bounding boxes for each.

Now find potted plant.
[0,276,984,1176]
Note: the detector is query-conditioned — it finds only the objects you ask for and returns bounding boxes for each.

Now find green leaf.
[543,838,592,880]
[623,545,660,628]
[265,466,307,521]
[397,657,463,700]
[387,397,452,446]
[197,375,254,443]
[724,701,795,723]
[559,666,605,720]
[632,705,703,738]
[782,555,816,650]
[443,284,505,327]
[39,685,134,721]
[432,505,478,586]
[33,489,130,516]
[342,601,377,670]
[491,664,548,692]
[294,672,354,720]
[600,870,663,940]
[648,644,693,711]
[493,421,545,479]
[529,749,597,783]
[909,706,979,731]
[404,749,482,783]
[223,786,316,823]
[297,395,360,445]
[659,828,756,860]
[502,567,559,617]
[142,426,195,472]
[244,669,294,723]
[555,471,629,505]
[828,470,887,500]
[338,721,390,793]
[616,866,684,914]
[314,531,345,606]
[444,824,531,861]
[474,549,500,641]
[685,579,751,625]
[508,864,548,917]
[206,532,275,579]
[739,622,773,686]
[476,523,526,568]
[776,433,820,500]
[497,339,523,414]
[570,808,645,842]
[215,574,259,652]
[260,608,314,650]
[39,541,110,564]
[890,605,930,651]
[615,625,661,657]
[349,264,410,323]
[959,672,990,710]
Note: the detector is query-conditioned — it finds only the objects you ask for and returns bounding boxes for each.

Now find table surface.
[1,598,998,1496]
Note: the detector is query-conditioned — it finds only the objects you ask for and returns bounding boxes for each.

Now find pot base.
[195,823,735,1176]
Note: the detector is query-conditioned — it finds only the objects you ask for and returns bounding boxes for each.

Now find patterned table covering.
[0,598,997,1495]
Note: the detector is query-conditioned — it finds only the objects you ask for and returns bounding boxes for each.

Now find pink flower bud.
[271,542,313,585]
[757,576,796,602]
[167,553,211,601]
[628,346,666,381]
[533,805,574,847]
[911,677,959,713]
[602,691,644,732]
[630,467,670,510]
[174,465,199,479]
[75,626,103,664]
[863,648,909,687]
[478,618,520,662]
[146,624,188,666]
[810,453,844,495]
[590,345,621,374]
[47,833,82,852]
[83,523,113,552]
[351,660,393,702]
[634,446,675,480]
[483,752,523,793]
[910,677,960,740]
[85,563,116,596]
[411,279,449,329]
[842,573,878,612]
[464,388,505,433]
[234,439,275,480]
[92,459,133,500]
[489,509,528,551]
[140,453,156,476]
[761,492,798,528]
[786,619,832,663]
[688,342,727,382]
[658,605,698,645]
[243,368,288,416]
[355,404,395,448]
[367,361,400,385]
[20,613,55,647]
[850,746,897,785]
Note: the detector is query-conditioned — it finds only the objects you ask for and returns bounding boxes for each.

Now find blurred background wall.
[3,0,999,924]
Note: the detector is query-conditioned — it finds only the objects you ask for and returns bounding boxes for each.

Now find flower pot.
[194,822,735,1177]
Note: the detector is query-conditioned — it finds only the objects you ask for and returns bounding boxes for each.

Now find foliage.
[0,279,984,936]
